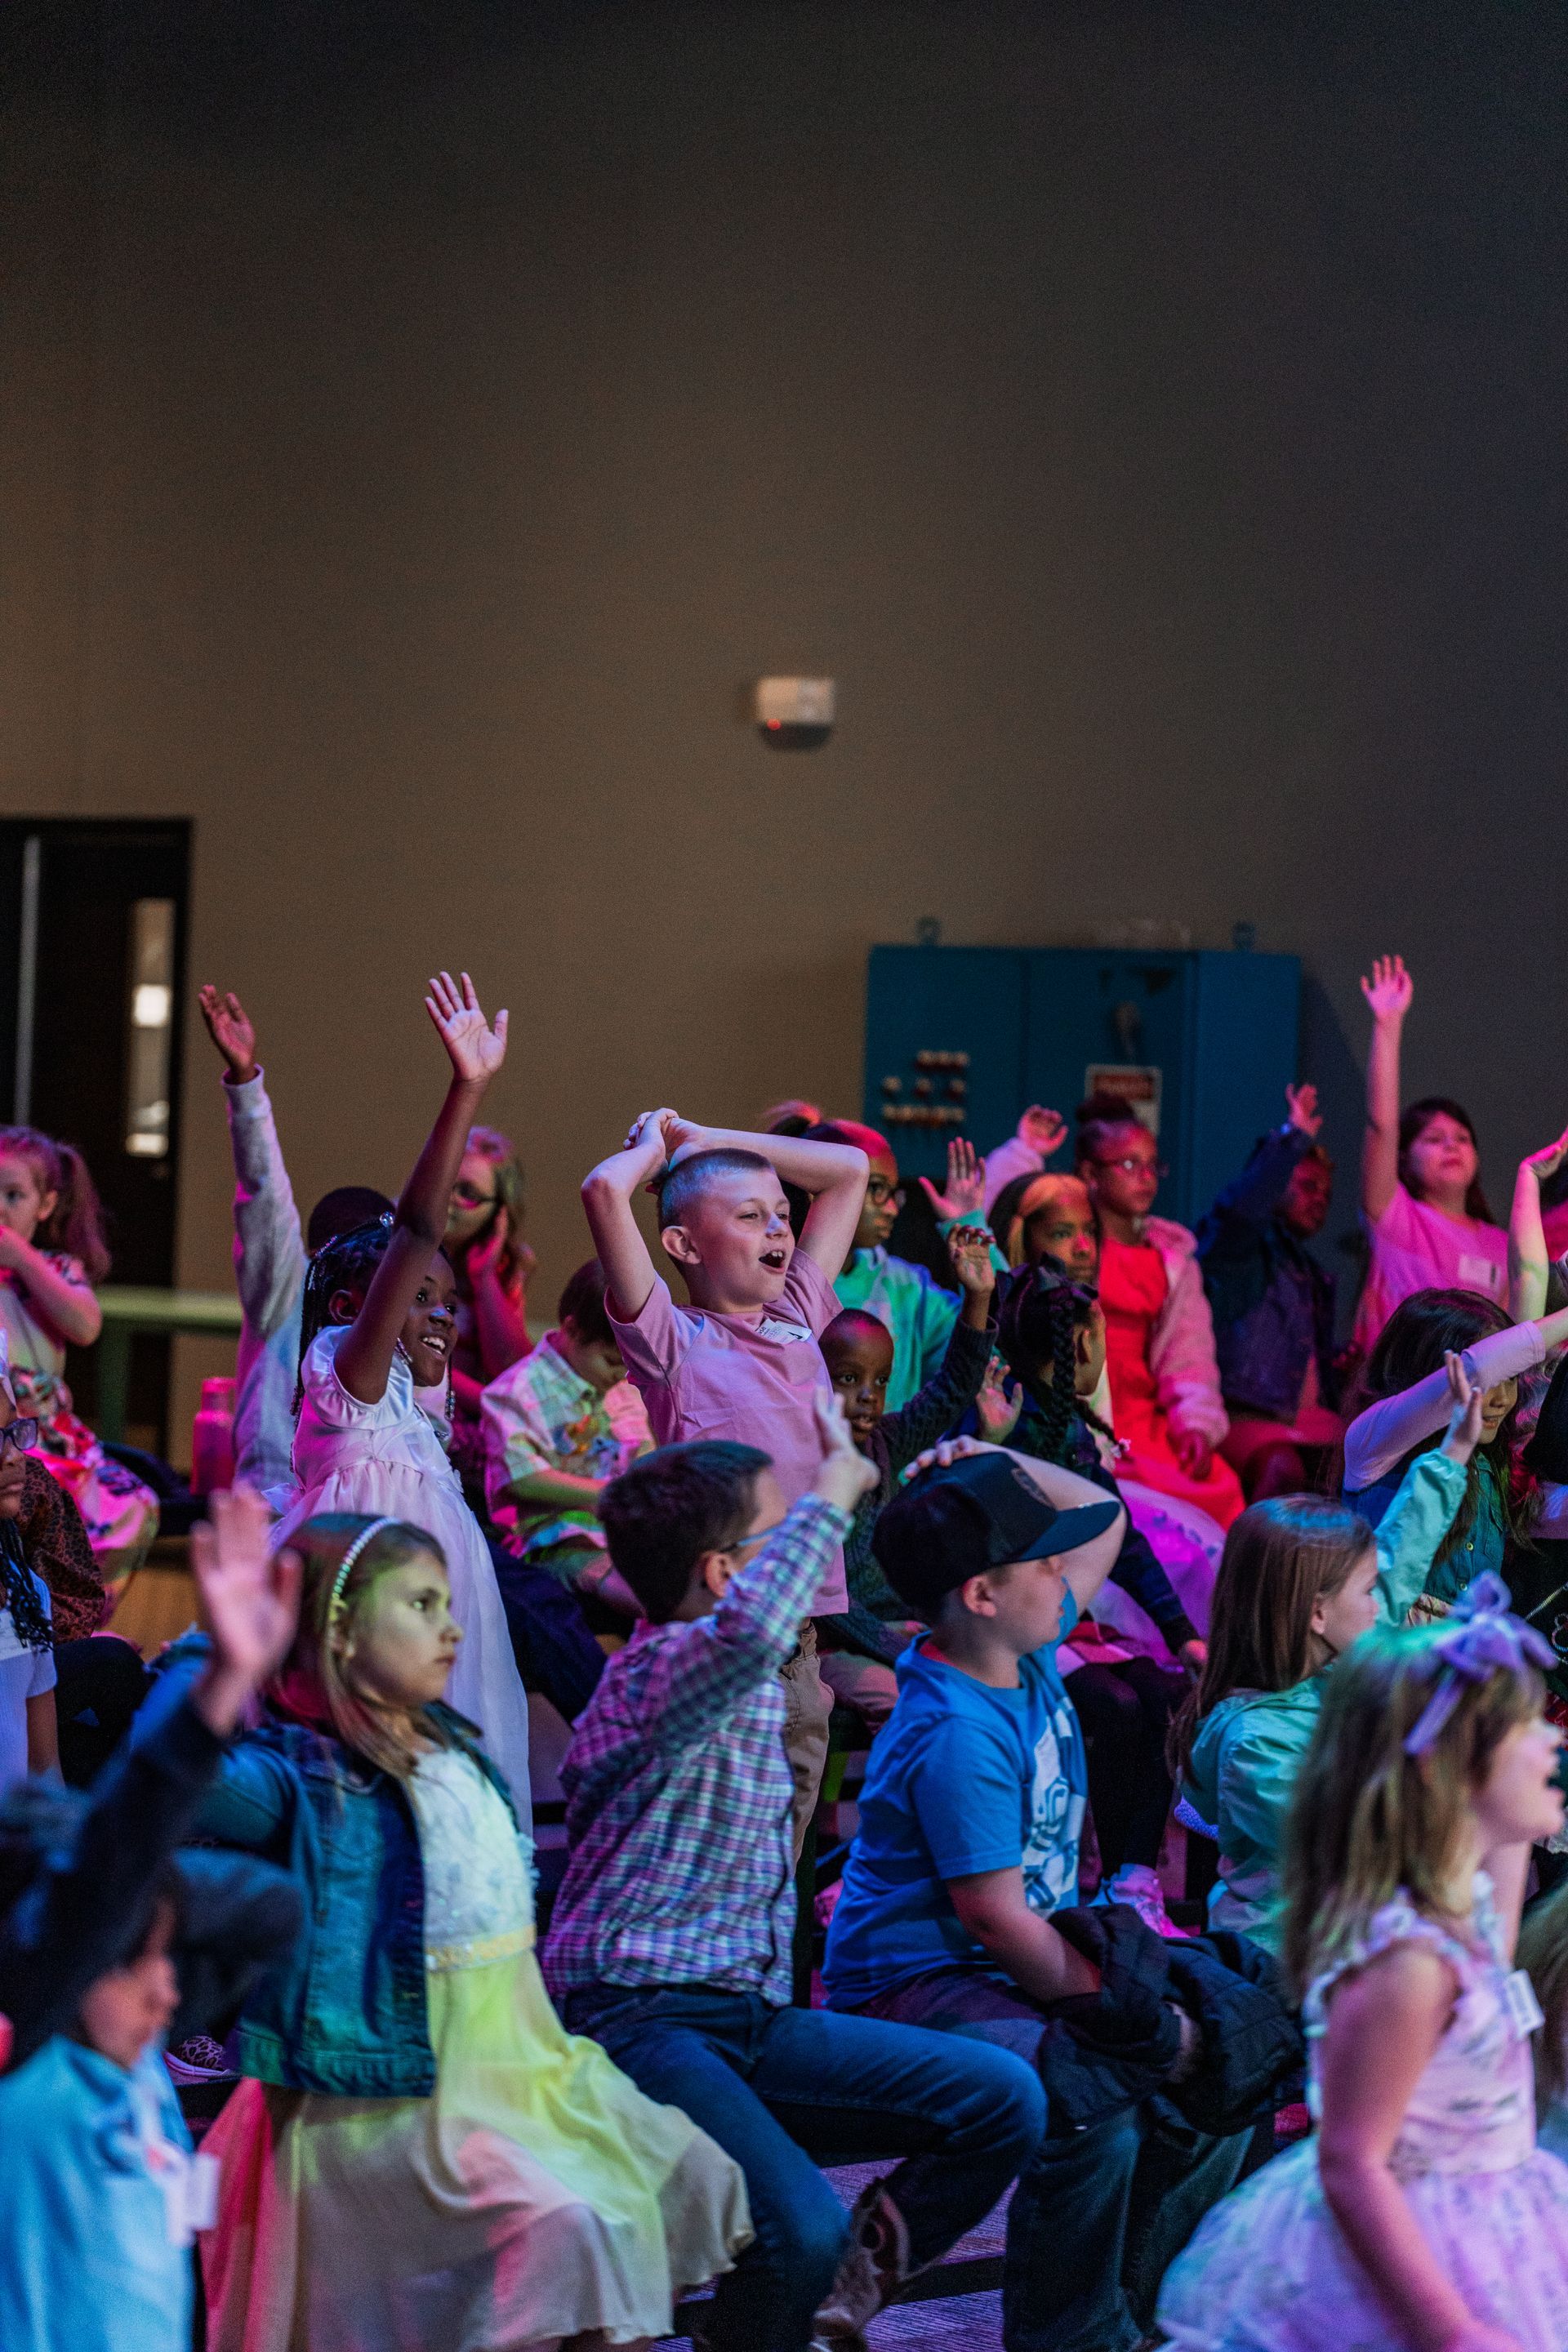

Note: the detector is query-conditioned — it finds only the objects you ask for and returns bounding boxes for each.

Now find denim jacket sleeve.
[1372,1450,1468,1622]
[1198,1126,1309,1256]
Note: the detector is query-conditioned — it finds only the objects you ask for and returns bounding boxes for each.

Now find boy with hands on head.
[581,1107,870,1839]
[546,1392,1047,2352]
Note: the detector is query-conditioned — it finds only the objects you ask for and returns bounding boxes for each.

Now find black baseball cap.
[872,1449,1120,1621]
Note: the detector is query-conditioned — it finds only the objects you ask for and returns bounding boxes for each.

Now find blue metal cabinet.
[864,944,1301,1227]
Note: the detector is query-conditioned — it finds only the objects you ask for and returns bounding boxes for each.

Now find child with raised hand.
[1508,1120,1568,1321]
[1173,1353,1481,1953]
[194,1503,749,2352]
[1159,1583,1568,2352]
[0,1123,158,1580]
[271,972,532,1815]
[816,1219,999,1729]
[976,1103,1071,1215]
[581,1105,871,1838]
[0,1484,303,2352]
[198,983,392,1493]
[1343,1286,1568,1597]
[1356,952,1509,1352]
[817,1119,964,1412]
[441,1121,534,1490]
[546,1395,1045,2352]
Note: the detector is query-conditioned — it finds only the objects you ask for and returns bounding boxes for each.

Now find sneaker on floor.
[809,2178,911,2350]
[1094,1862,1187,1939]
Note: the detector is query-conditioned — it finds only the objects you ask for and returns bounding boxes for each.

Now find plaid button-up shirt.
[542,1493,849,2007]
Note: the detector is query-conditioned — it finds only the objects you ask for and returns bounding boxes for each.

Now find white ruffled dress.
[1158,1882,1568,2352]
[274,1325,532,1823]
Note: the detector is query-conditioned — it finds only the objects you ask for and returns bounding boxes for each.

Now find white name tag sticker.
[1502,1968,1546,2039]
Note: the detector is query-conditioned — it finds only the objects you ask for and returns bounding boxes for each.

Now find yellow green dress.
[201,1747,751,2348]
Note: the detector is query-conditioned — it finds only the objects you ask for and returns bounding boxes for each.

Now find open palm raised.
[425,969,509,1082]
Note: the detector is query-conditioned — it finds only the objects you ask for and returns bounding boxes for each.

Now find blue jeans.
[859,1965,1250,2352]
[564,1980,1045,2352]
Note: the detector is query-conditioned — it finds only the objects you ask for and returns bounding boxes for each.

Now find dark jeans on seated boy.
[543,1444,1045,2352]
[562,1978,1042,2350]
[823,1447,1297,2352]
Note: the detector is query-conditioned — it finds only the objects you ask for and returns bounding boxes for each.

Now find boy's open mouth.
[760,1247,788,1271]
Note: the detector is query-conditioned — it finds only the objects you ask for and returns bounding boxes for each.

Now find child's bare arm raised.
[581,1111,677,1323]
[335,973,506,1405]
[663,1116,870,1276]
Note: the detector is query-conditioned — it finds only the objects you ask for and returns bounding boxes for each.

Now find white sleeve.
[225,1071,307,1342]
[982,1134,1045,1214]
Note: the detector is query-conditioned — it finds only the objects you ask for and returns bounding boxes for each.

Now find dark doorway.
[0,817,191,1450]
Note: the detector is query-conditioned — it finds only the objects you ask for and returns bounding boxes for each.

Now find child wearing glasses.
[813,1120,967,1413]
[1076,1093,1245,1530]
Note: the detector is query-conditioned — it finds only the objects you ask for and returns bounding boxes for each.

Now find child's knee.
[761,2171,850,2296]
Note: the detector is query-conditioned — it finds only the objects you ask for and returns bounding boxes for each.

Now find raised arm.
[201,983,307,1339]
[336,973,506,1405]
[1202,1089,1320,1245]
[997,1445,1126,1611]
[1360,955,1413,1226]
[1343,1309,1568,1486]
[581,1111,675,1323]
[666,1117,869,1277]
[1509,1125,1568,1321]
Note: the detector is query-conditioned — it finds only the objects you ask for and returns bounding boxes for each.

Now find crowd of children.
[7,947,1568,2352]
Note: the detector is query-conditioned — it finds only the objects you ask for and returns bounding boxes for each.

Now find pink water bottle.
[190,1375,237,1496]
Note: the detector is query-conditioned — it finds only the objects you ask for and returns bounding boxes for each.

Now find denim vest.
[189,1687,518,2097]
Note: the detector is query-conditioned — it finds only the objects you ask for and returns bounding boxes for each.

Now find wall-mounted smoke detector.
[755,676,835,749]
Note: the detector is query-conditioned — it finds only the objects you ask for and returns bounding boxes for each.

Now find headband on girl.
[330,1517,398,1615]
[1402,1572,1553,1756]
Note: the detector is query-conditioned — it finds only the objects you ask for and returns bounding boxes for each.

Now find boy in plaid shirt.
[545,1396,1045,2352]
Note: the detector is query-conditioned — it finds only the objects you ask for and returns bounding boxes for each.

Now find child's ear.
[662,1222,702,1269]
[957,1571,999,1619]
[327,1286,359,1326]
[34,1189,59,1228]
[696,1548,734,1602]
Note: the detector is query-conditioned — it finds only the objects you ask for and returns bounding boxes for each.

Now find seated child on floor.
[481,1257,650,1619]
[0,1124,158,1584]
[815,1220,998,1731]
[823,1443,1294,2352]
[1159,1586,1568,2352]
[543,1402,1045,2352]
[1171,1352,1479,1954]
[581,1105,869,1845]
[196,1503,751,2352]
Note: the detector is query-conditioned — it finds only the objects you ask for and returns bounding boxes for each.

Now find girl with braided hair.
[994,1264,1204,1933]
[270,972,532,1821]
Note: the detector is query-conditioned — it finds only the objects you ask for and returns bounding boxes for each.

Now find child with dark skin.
[816,1225,1000,1728]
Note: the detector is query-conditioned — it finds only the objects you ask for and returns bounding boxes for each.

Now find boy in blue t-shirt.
[823,1446,1258,2352]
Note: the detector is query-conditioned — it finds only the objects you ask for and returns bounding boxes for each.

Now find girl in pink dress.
[1356,954,1510,1356]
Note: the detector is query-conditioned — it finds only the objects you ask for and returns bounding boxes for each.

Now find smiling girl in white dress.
[270,971,532,1820]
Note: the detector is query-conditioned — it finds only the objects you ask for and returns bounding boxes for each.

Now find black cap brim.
[1013,1497,1122,1561]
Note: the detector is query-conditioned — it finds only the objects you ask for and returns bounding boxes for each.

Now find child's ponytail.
[0,1127,110,1285]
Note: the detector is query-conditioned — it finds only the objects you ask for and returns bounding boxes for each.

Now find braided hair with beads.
[995,1263,1116,1465]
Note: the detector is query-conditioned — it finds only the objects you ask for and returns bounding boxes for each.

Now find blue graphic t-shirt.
[822,1614,1087,2010]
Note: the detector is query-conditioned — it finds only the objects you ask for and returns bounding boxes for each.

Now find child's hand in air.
[812,1390,879,1511]
[1017,1105,1067,1158]
[919,1138,987,1221]
[1439,1349,1486,1466]
[1521,1123,1568,1185]
[426,970,507,1085]
[947,1223,996,1299]
[1360,954,1413,1023]
[189,1486,302,1735]
[974,1355,1022,1441]
[198,985,258,1084]
[1285,1082,1322,1138]
[620,1110,680,1193]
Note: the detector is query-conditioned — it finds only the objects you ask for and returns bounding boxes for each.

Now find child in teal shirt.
[1173,1354,1481,1952]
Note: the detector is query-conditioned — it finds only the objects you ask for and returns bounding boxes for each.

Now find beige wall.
[3,2,1566,1455]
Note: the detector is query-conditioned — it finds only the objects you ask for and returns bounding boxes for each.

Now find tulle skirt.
[1158,2136,1568,2352]
[201,1947,751,2350]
